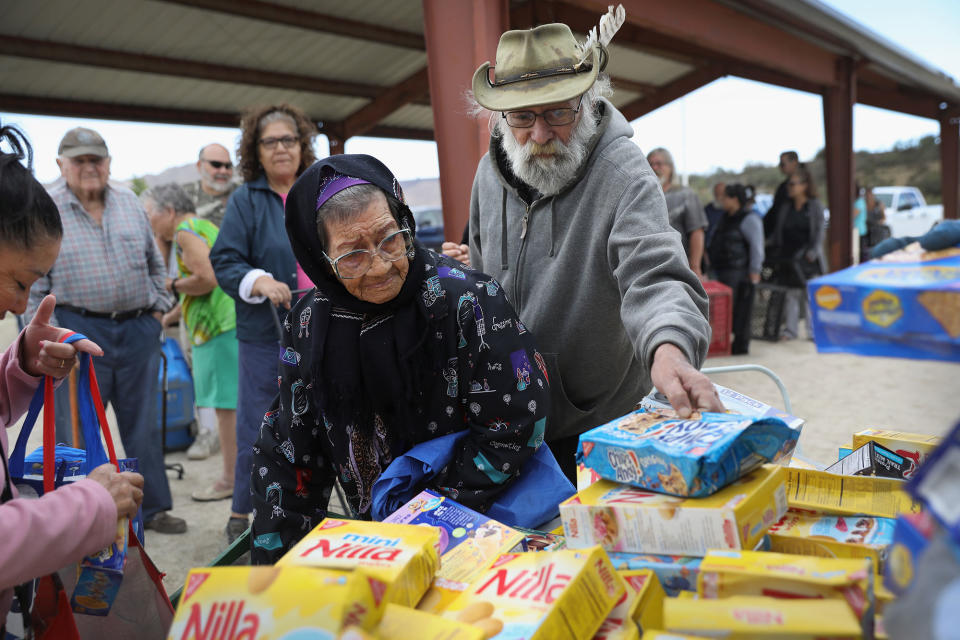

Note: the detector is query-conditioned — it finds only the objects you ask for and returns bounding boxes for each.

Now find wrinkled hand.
[253,276,292,310]
[87,463,144,521]
[23,295,104,378]
[441,242,471,268]
[650,343,723,418]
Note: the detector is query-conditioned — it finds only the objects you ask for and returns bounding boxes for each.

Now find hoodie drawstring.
[549,198,557,258]
[500,187,509,271]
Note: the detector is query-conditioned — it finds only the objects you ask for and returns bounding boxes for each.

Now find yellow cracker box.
[852,428,941,478]
[767,510,894,575]
[697,550,874,638]
[279,518,439,608]
[167,566,386,639]
[376,603,484,640]
[663,595,862,638]
[640,633,704,640]
[442,546,624,640]
[560,465,787,556]
[785,468,921,518]
[594,569,666,640]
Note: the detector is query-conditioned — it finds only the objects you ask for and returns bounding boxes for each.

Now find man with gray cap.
[182,143,236,228]
[443,9,722,481]
[29,127,186,534]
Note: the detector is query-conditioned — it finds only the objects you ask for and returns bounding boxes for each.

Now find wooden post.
[822,57,856,271]
[422,0,508,243]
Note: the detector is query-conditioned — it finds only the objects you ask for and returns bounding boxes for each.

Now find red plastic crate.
[703,279,732,357]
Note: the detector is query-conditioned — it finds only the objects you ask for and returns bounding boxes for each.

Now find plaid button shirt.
[29,182,173,319]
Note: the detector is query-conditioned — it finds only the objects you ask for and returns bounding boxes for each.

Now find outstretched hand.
[22,295,104,378]
[649,343,723,418]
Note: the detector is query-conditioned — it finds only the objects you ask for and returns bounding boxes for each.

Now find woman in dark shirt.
[768,166,825,340]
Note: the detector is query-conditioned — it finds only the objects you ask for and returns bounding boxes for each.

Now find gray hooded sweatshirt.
[468,99,710,441]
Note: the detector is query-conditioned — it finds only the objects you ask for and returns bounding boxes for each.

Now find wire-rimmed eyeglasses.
[502,96,583,128]
[323,228,413,279]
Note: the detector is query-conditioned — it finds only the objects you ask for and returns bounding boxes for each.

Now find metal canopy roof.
[1,0,958,142]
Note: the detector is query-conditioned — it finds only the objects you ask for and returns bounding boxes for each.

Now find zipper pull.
[520,207,530,240]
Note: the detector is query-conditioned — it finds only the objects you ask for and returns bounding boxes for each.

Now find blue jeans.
[53,310,172,520]
[233,340,279,515]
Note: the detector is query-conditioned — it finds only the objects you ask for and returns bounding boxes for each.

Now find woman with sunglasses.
[210,103,317,542]
[767,165,826,340]
[248,155,549,563]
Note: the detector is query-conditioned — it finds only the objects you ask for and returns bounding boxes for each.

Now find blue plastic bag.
[371,431,574,528]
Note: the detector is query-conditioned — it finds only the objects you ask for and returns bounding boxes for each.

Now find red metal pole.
[940,113,959,220]
[822,57,856,271]
[423,0,508,244]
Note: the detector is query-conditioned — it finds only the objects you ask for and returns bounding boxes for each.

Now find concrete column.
[423,0,508,243]
[822,58,856,271]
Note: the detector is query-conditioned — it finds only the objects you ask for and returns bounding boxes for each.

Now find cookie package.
[278,518,439,609]
[577,410,797,498]
[560,465,787,557]
[167,566,387,639]
[441,546,624,640]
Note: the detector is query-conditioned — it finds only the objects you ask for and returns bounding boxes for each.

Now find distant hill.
[689,134,943,206]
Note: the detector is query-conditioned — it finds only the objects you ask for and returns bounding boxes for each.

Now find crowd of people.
[2,11,879,630]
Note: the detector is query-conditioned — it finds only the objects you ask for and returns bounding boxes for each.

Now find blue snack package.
[576,410,797,497]
[607,552,701,596]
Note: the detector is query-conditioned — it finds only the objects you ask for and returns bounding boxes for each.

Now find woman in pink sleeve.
[0,123,145,631]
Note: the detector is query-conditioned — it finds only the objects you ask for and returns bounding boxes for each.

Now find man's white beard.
[497,109,598,196]
[201,175,232,195]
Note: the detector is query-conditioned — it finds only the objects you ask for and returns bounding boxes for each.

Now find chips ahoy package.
[577,410,796,497]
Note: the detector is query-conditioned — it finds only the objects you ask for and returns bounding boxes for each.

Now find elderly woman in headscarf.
[249,155,550,562]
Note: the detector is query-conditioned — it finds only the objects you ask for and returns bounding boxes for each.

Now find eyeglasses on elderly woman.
[323,228,413,279]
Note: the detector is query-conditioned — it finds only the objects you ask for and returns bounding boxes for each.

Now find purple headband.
[316,173,372,211]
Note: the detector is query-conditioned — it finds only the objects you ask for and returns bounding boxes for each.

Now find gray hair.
[467,73,615,135]
[647,147,675,183]
[316,183,401,253]
[143,183,194,215]
[258,110,298,135]
[197,143,228,161]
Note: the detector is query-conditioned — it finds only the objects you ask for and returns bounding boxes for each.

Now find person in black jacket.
[764,150,800,258]
[249,155,549,563]
[708,184,764,355]
[209,103,317,542]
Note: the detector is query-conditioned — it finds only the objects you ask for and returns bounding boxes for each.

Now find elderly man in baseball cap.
[29,126,187,534]
[443,9,722,481]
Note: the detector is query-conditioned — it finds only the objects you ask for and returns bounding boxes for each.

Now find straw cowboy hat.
[472,23,607,112]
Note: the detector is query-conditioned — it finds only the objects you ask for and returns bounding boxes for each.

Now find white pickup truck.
[872,186,943,238]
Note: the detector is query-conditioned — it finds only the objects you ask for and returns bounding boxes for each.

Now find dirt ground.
[2,314,958,599]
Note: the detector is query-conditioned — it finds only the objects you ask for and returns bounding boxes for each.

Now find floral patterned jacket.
[250,251,549,563]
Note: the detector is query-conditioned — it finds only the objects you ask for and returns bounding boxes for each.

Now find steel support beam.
[620,66,724,121]
[341,68,430,140]
[552,0,838,87]
[941,114,960,220]
[822,58,857,271]
[159,0,425,50]
[0,36,385,100]
[423,0,508,244]
[0,94,432,142]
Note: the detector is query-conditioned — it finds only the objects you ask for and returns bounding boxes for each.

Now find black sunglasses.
[203,159,233,170]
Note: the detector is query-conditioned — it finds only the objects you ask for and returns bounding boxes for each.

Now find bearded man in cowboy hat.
[442,17,723,481]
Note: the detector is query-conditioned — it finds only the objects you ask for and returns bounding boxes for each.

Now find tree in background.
[130,176,148,195]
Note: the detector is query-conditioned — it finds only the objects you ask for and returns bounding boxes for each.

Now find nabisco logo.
[180,601,259,640]
[299,533,404,563]
[475,559,572,604]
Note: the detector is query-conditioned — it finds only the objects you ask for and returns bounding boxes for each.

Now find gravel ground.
[3,315,957,599]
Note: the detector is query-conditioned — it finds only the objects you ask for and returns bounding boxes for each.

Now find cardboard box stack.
[164,398,939,638]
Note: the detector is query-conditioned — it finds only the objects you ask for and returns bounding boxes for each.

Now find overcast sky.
[2,0,958,185]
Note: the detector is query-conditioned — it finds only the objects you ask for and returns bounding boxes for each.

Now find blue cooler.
[157,337,195,451]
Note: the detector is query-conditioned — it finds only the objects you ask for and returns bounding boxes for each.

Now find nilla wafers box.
[167,566,386,639]
[279,519,439,608]
[560,465,787,556]
[442,546,624,640]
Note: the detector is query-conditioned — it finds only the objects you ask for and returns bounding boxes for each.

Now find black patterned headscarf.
[284,154,432,438]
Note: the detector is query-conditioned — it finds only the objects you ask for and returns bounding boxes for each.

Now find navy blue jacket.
[210,176,298,343]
